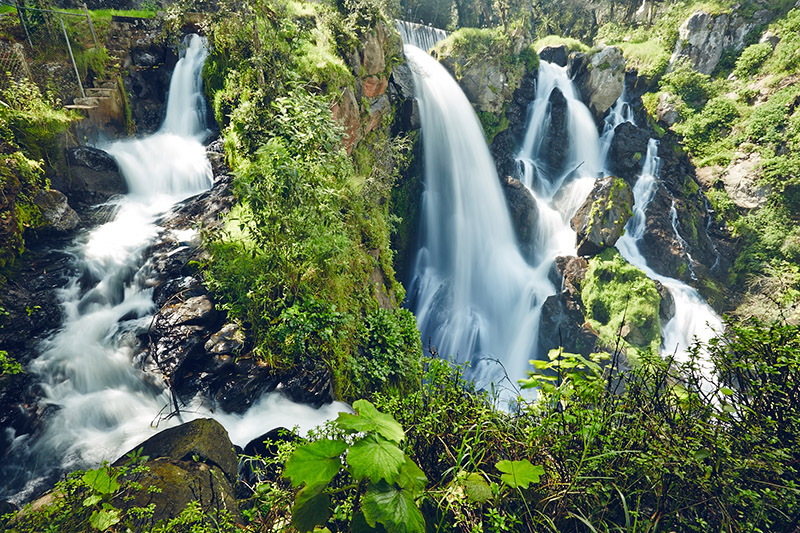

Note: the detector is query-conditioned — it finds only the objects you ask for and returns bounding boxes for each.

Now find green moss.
[581,248,662,362]
[533,34,589,53]
[477,109,509,143]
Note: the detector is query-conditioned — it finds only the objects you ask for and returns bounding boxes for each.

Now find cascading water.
[599,87,634,171]
[615,140,722,367]
[1,34,345,503]
[395,20,448,51]
[405,44,551,400]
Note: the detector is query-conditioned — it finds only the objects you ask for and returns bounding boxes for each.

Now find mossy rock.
[581,249,662,360]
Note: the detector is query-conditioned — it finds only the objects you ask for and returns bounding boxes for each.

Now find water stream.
[2,34,345,503]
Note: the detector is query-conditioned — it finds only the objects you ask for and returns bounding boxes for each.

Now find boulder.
[719,151,769,209]
[670,10,770,75]
[281,360,334,407]
[540,87,569,175]
[500,176,538,261]
[657,92,681,127]
[654,280,676,323]
[205,323,245,356]
[33,190,80,233]
[64,146,127,204]
[607,122,650,183]
[572,46,625,117]
[571,176,634,257]
[361,26,387,76]
[389,61,415,99]
[331,87,360,154]
[538,44,568,67]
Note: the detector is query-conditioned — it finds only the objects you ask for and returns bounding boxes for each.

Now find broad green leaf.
[362,480,425,533]
[694,448,712,460]
[89,508,120,531]
[496,459,544,489]
[347,435,405,484]
[336,400,404,443]
[720,387,734,396]
[351,511,387,532]
[82,494,102,507]
[291,484,331,533]
[82,468,119,495]
[396,456,427,497]
[459,472,492,503]
[284,439,347,488]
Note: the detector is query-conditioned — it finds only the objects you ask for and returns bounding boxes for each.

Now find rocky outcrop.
[539,44,568,67]
[112,419,241,527]
[571,46,625,117]
[716,152,769,209]
[32,190,80,233]
[670,10,771,75]
[537,256,599,357]
[489,70,537,179]
[607,121,650,183]
[501,176,538,261]
[59,146,127,206]
[540,87,570,175]
[571,176,634,257]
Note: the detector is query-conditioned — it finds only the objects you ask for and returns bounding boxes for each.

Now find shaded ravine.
[1,34,345,503]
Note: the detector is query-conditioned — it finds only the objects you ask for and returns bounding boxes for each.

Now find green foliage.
[581,248,662,359]
[660,58,716,109]
[677,96,739,165]
[477,109,508,143]
[0,349,21,375]
[733,41,773,78]
[533,34,589,53]
[283,400,426,532]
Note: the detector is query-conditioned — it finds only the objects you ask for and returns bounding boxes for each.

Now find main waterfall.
[1,34,344,503]
[405,45,551,399]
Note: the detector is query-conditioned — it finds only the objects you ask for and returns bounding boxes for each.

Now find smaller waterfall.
[616,140,722,368]
[405,44,550,401]
[396,20,448,52]
[599,88,635,172]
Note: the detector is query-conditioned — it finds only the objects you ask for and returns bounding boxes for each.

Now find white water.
[396,20,448,51]
[405,45,551,401]
[615,140,722,367]
[2,34,346,503]
[599,87,635,171]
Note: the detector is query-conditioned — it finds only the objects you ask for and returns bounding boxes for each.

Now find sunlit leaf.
[459,472,492,503]
[82,468,119,495]
[347,435,404,483]
[496,459,544,489]
[337,400,404,443]
[89,508,120,531]
[284,439,347,488]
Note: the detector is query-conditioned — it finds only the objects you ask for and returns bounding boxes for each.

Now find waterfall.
[1,34,345,503]
[599,87,635,172]
[405,44,551,401]
[616,140,722,368]
[396,20,448,52]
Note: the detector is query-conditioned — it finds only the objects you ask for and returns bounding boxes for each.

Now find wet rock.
[64,146,127,205]
[637,185,692,281]
[654,280,676,323]
[113,419,240,526]
[501,176,538,261]
[206,138,229,177]
[539,44,568,67]
[540,87,569,175]
[573,47,625,116]
[537,256,599,357]
[281,361,334,408]
[33,190,80,233]
[205,323,245,356]
[571,176,634,257]
[607,122,650,183]
[241,427,300,489]
[490,130,518,183]
[389,61,415,99]
[161,295,218,328]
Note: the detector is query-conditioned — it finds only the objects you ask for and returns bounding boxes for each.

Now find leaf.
[459,472,492,503]
[336,400,404,443]
[396,456,427,497]
[82,494,102,507]
[291,484,332,533]
[347,435,405,484]
[720,387,734,396]
[694,448,712,461]
[496,459,544,489]
[82,468,119,495]
[362,480,425,533]
[351,511,387,532]
[283,439,347,488]
[89,508,120,531]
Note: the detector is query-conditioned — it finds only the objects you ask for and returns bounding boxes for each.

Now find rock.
[114,418,238,482]
[571,176,634,257]
[33,190,80,232]
[540,87,569,175]
[719,151,769,209]
[332,87,360,154]
[161,295,218,328]
[206,138,229,177]
[539,44,568,66]
[573,46,625,117]
[361,26,386,76]
[399,98,420,131]
[205,323,245,356]
[64,146,127,205]
[501,176,538,261]
[670,10,768,75]
[365,94,390,135]
[363,75,388,98]
[389,61,415,99]
[654,280,676,323]
[607,122,650,183]
[657,92,681,126]
[759,30,780,48]
[281,360,334,407]
[241,427,300,488]
[537,256,599,357]
[490,130,518,183]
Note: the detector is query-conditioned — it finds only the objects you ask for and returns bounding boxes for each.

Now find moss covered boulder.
[581,248,661,359]
[571,176,634,257]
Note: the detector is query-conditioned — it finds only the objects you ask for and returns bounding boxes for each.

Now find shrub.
[660,58,716,109]
[734,41,773,78]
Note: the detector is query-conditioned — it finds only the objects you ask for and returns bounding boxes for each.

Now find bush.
[734,41,773,78]
[660,58,716,109]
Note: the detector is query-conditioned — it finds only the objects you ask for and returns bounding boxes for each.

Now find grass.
[533,34,589,53]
